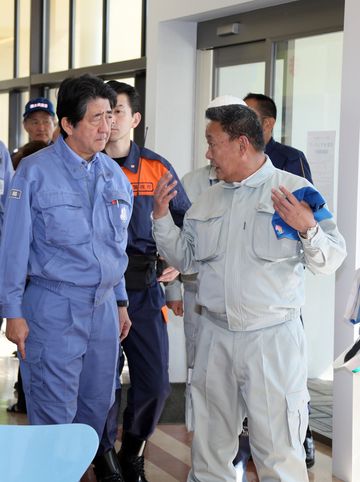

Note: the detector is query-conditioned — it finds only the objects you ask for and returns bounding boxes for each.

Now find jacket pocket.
[102,189,132,241]
[286,388,310,449]
[253,203,299,261]
[38,191,90,245]
[187,209,224,261]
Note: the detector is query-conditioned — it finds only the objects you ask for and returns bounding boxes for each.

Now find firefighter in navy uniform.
[244,92,315,470]
[244,93,313,183]
[93,81,190,482]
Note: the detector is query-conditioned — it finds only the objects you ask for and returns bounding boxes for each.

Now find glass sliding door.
[214,41,267,100]
[274,31,343,212]
[212,30,343,380]
[273,31,343,380]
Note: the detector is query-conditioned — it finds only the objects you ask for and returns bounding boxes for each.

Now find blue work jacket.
[0,136,133,318]
[0,140,14,236]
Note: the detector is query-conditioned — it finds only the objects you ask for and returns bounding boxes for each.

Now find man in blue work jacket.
[0,140,14,235]
[92,81,190,482]
[0,74,133,479]
[0,139,14,330]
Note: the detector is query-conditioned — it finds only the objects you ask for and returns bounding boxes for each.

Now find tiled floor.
[0,329,343,481]
[308,378,333,442]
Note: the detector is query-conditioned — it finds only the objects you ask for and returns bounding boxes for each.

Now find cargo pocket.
[38,191,90,245]
[286,388,310,449]
[253,203,299,261]
[23,339,44,395]
[187,208,224,262]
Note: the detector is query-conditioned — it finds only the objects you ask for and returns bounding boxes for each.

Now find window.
[0,1,14,80]
[0,1,145,152]
[74,0,102,68]
[0,93,10,143]
[18,0,31,77]
[108,0,143,62]
[274,32,343,182]
[48,0,70,72]
[19,91,30,146]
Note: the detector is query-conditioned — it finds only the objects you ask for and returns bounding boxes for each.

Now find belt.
[201,306,229,330]
[29,276,111,305]
[125,254,167,290]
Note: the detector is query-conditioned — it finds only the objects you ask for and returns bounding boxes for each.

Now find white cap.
[207,95,247,109]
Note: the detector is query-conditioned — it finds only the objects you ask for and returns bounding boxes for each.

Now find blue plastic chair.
[0,423,99,482]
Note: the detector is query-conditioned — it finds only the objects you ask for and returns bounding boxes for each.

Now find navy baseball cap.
[23,97,55,119]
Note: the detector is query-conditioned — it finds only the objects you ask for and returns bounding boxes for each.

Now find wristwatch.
[116,300,129,308]
[299,223,318,240]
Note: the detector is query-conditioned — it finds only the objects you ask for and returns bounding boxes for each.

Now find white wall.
[333,0,360,479]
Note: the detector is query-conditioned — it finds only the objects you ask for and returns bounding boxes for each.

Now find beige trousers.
[187,313,309,482]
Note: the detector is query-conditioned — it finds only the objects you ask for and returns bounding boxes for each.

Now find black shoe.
[118,433,149,482]
[93,448,125,482]
[96,475,124,482]
[119,454,148,482]
[233,431,251,469]
[6,402,27,414]
[304,433,315,469]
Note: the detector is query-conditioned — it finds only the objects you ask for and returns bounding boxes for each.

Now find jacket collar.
[221,156,275,189]
[54,135,113,181]
[122,141,141,173]
[265,137,276,155]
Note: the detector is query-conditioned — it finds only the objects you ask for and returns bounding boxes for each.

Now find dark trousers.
[16,368,27,412]
[98,353,125,455]
[99,283,170,453]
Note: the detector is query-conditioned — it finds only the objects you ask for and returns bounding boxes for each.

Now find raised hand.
[153,171,178,219]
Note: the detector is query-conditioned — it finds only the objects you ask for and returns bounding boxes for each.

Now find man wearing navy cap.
[23,97,56,145]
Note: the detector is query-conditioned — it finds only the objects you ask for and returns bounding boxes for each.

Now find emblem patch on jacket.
[120,206,128,223]
[9,189,22,199]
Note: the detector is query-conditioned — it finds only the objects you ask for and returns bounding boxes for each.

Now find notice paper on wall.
[306,130,336,212]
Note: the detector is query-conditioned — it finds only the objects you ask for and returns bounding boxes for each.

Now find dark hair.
[106,80,141,115]
[243,93,277,120]
[57,74,117,138]
[12,140,48,170]
[205,104,265,152]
